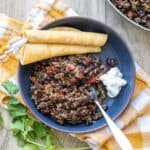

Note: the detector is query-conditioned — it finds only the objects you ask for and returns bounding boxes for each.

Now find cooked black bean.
[106,57,118,67]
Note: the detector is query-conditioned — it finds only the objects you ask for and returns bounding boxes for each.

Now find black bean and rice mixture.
[30,55,107,125]
[111,0,150,29]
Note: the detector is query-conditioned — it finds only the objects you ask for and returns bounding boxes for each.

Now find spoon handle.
[96,101,133,150]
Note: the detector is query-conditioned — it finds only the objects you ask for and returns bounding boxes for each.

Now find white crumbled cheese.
[99,67,127,98]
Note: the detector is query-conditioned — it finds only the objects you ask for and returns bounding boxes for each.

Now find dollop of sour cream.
[99,67,127,98]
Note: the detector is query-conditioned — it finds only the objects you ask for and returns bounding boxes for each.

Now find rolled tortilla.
[50,26,81,31]
[20,44,101,65]
[24,30,108,47]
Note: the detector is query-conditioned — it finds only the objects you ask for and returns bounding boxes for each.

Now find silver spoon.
[88,88,133,150]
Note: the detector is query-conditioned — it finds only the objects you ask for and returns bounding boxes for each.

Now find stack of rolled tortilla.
[20,27,108,65]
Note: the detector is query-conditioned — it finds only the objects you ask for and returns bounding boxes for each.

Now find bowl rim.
[106,0,150,32]
[18,16,136,133]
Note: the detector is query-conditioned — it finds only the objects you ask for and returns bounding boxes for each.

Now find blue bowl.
[18,17,135,133]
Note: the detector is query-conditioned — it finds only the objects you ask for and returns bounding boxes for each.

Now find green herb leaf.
[0,112,3,126]
[11,119,24,133]
[8,96,20,105]
[8,105,27,120]
[47,145,57,150]
[7,97,27,120]
[59,147,89,150]
[33,122,50,139]
[2,80,19,95]
[98,90,106,100]
[24,117,34,133]
[46,135,54,148]
[16,133,26,147]
[4,83,90,150]
[23,144,39,150]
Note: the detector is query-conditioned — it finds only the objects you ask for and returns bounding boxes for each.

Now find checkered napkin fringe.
[0,0,150,150]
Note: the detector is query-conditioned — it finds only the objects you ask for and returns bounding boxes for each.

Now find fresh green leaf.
[16,133,26,147]
[46,135,54,148]
[24,117,34,133]
[59,147,89,150]
[98,90,106,100]
[0,112,3,126]
[33,122,50,139]
[2,80,19,95]
[8,105,27,120]
[7,97,27,120]
[8,96,20,105]
[35,72,43,78]
[4,84,90,150]
[11,119,24,132]
[23,144,39,150]
[47,145,57,150]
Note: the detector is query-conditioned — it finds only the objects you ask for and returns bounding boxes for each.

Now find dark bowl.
[18,17,136,133]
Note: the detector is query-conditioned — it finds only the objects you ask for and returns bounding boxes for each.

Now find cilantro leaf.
[33,122,50,139]
[62,148,89,150]
[4,83,90,150]
[46,135,54,147]
[16,133,26,147]
[8,96,20,105]
[0,112,3,126]
[11,119,24,132]
[47,145,57,150]
[7,97,27,120]
[8,104,27,120]
[2,80,19,95]
[24,117,34,133]
[23,144,39,150]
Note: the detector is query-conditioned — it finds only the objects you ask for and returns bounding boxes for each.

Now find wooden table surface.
[0,0,150,149]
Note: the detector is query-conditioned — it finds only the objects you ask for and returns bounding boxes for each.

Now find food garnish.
[0,112,3,126]
[99,67,127,98]
[1,80,89,150]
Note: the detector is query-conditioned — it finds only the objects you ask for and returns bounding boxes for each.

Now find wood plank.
[63,0,106,22]
[0,0,38,21]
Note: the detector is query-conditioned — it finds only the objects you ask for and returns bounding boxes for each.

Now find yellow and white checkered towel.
[0,0,150,150]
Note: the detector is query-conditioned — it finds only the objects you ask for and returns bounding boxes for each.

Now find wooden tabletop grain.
[0,0,150,149]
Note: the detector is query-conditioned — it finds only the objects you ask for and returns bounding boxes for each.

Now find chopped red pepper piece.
[78,72,84,79]
[70,77,77,83]
[76,72,84,79]
[46,65,56,72]
[30,76,36,83]
[67,63,75,71]
[84,57,92,63]
[88,77,97,84]
[57,93,65,99]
